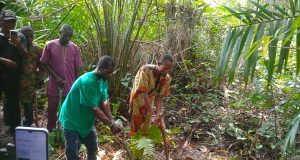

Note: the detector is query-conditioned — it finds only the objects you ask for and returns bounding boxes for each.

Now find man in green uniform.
[19,26,43,126]
[59,55,122,160]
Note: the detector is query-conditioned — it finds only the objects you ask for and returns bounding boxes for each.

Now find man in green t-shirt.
[59,56,122,160]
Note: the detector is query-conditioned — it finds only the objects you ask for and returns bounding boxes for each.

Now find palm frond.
[277,19,293,73]
[217,1,300,84]
[296,27,300,74]
[244,22,265,84]
[267,20,281,83]
[229,26,253,83]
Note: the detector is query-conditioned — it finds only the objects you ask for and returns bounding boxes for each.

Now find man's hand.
[148,108,154,116]
[56,76,66,89]
[1,58,17,68]
[110,123,122,134]
[92,107,123,134]
[9,36,21,47]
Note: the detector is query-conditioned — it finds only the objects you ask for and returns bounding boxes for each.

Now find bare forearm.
[101,101,113,121]
[142,92,152,113]
[92,107,114,126]
[156,97,163,116]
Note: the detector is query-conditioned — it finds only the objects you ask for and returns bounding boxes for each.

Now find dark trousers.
[63,127,98,160]
[0,76,21,134]
[22,102,33,126]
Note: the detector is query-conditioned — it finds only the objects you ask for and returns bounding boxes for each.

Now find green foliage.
[276,112,300,159]
[120,73,132,91]
[129,136,156,160]
[226,123,246,140]
[84,0,154,99]
[48,129,64,149]
[215,0,300,85]
[111,102,120,117]
[97,125,114,143]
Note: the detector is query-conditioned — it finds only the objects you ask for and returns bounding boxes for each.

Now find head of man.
[20,26,34,47]
[96,56,115,80]
[157,53,174,76]
[59,24,73,45]
[0,10,16,36]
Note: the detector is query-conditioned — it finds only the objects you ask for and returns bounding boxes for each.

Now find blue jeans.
[63,127,98,160]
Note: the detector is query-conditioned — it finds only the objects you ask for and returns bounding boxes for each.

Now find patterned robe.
[130,64,171,136]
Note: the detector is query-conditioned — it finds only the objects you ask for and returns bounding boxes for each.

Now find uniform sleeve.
[134,68,149,93]
[40,43,50,64]
[159,76,171,97]
[74,45,83,68]
[79,79,99,108]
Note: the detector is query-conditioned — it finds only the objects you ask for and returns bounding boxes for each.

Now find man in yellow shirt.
[130,54,174,136]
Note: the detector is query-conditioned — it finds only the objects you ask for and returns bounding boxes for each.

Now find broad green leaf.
[283,16,300,46]
[220,28,240,76]
[262,36,270,56]
[297,27,300,74]
[289,118,300,148]
[249,0,275,19]
[216,28,237,81]
[278,19,293,73]
[298,0,300,12]
[236,8,253,23]
[148,126,162,143]
[229,36,243,83]
[267,20,281,84]
[295,0,299,12]
[244,22,265,84]
[250,22,266,80]
[280,114,300,156]
[229,26,253,83]
[243,25,255,54]
[290,0,296,16]
[246,8,271,20]
[223,6,248,23]
[272,4,290,17]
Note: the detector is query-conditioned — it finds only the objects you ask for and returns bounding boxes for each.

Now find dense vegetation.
[2,0,300,159]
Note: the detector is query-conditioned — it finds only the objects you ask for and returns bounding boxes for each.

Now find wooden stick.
[116,136,134,160]
[34,90,39,127]
[158,115,169,160]
[161,127,169,160]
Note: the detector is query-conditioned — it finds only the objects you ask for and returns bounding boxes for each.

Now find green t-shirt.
[59,71,109,137]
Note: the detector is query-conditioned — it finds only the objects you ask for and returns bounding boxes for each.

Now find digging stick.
[159,115,169,160]
[113,125,133,160]
[116,135,134,160]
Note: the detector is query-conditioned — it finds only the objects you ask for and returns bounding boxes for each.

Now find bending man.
[130,54,174,136]
[59,56,122,160]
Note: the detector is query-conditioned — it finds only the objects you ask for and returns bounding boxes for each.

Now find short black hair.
[20,26,33,34]
[60,24,73,33]
[97,55,115,69]
[159,54,174,63]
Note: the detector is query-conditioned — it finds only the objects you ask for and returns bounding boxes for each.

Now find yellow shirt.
[130,64,171,115]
